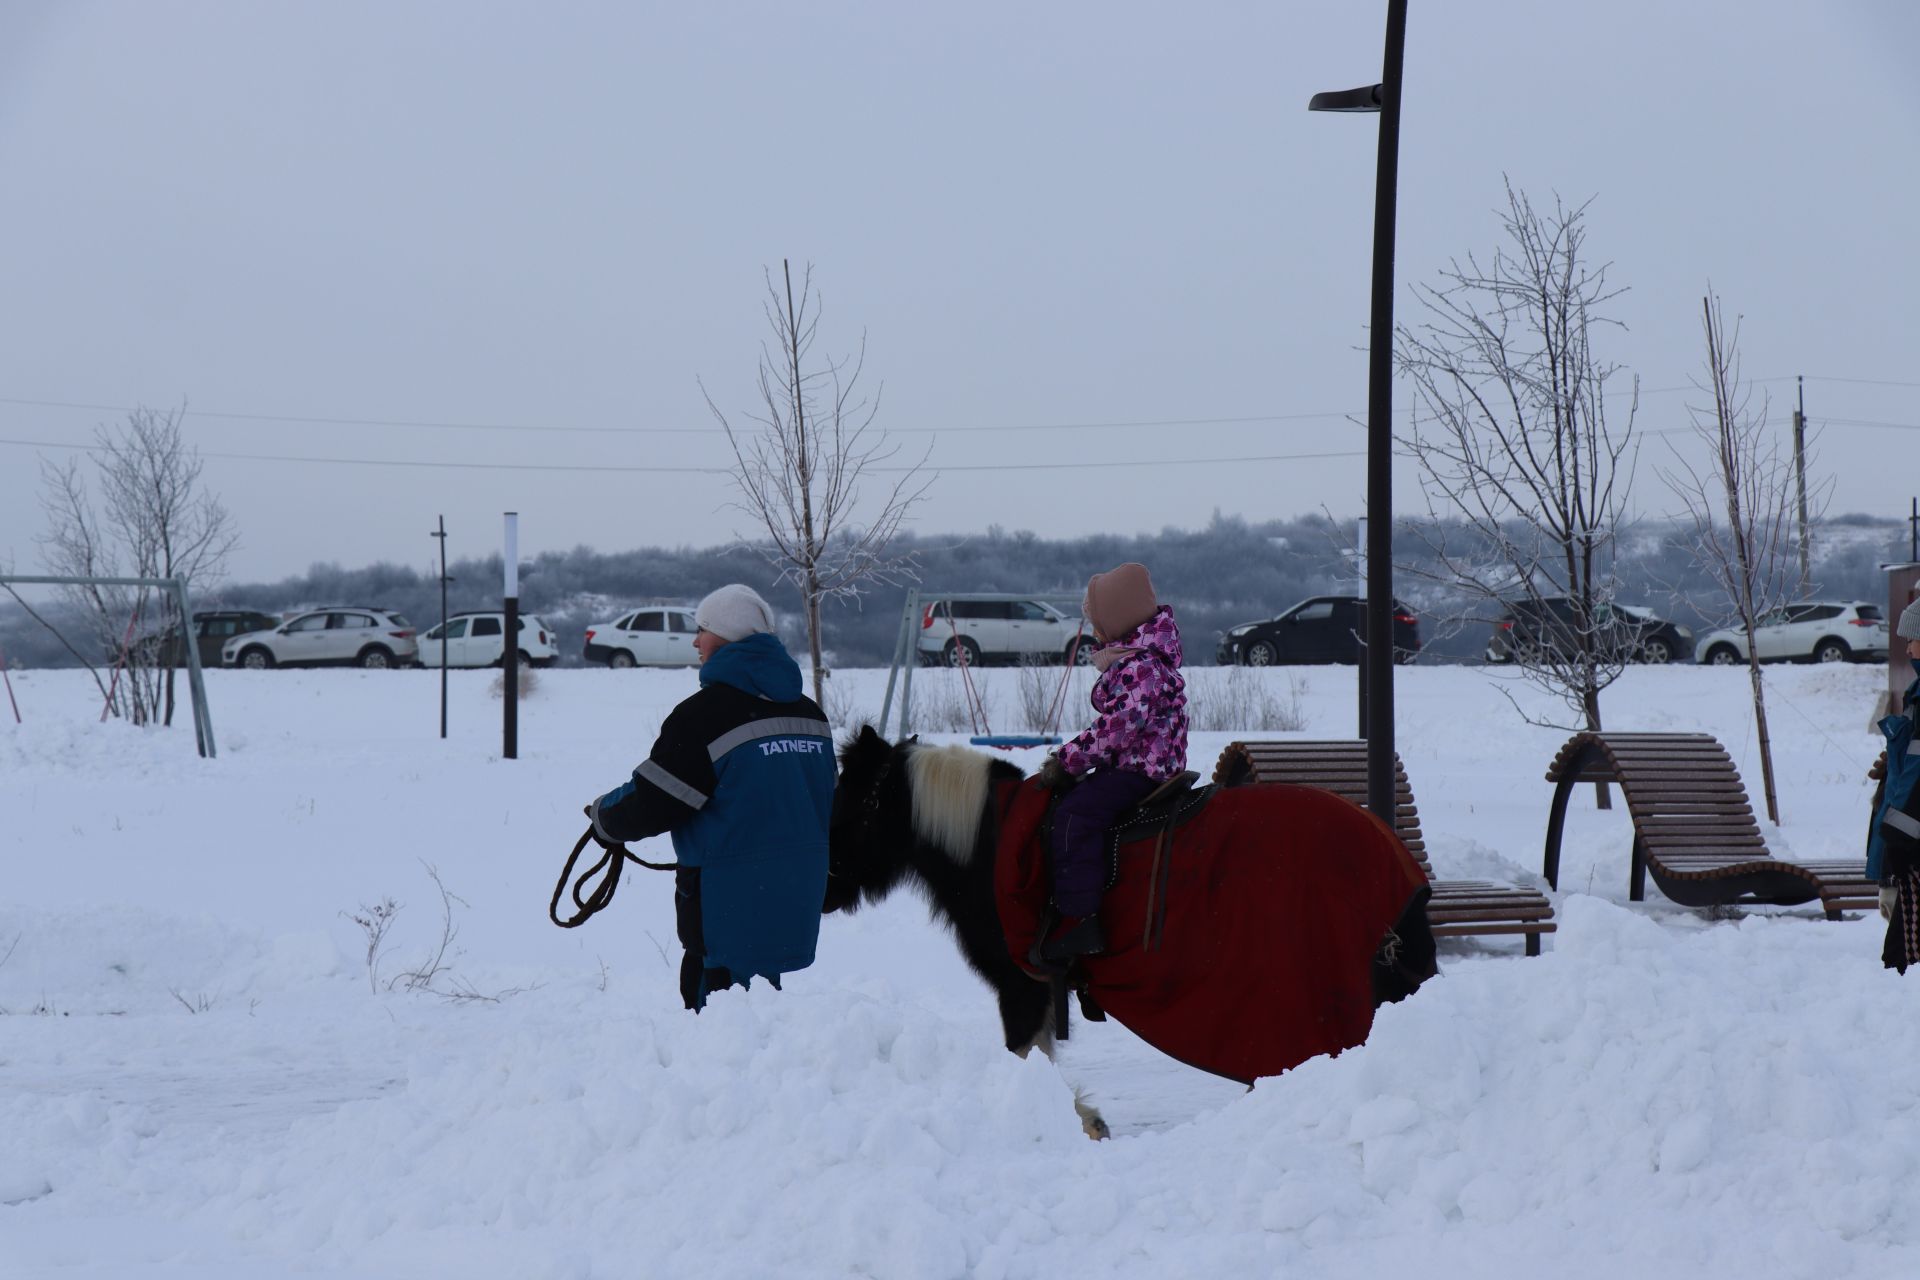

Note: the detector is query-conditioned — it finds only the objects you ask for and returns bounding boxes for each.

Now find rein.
[548,826,677,929]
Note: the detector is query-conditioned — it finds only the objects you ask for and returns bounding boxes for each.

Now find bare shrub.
[818,671,869,729]
[1014,656,1077,734]
[1185,667,1306,733]
[342,897,400,994]
[488,666,540,701]
[349,865,535,1004]
[911,668,989,734]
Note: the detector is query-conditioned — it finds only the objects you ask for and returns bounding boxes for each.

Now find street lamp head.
[1308,84,1383,113]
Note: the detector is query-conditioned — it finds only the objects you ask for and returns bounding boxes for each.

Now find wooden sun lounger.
[1214,740,1555,956]
[1541,731,1876,918]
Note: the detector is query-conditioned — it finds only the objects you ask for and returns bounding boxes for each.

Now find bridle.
[829,736,909,884]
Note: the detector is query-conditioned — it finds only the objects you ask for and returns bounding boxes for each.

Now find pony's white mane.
[903,743,992,862]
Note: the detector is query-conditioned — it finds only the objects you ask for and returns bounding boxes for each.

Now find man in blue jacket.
[587,585,834,1010]
[1873,598,1920,972]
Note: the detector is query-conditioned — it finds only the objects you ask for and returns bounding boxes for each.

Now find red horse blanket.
[994,778,1429,1084]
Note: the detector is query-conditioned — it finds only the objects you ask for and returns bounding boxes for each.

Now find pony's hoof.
[1073,1090,1111,1141]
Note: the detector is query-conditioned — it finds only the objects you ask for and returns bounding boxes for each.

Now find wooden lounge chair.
[1214,740,1555,956]
[1541,731,1876,918]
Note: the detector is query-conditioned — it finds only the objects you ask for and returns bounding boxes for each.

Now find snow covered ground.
[2,659,1915,1277]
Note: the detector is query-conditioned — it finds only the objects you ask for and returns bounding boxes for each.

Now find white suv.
[416,612,558,668]
[223,608,419,670]
[1695,601,1889,665]
[915,598,1090,667]
[584,605,699,668]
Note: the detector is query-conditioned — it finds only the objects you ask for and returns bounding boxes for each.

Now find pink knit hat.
[1084,563,1158,643]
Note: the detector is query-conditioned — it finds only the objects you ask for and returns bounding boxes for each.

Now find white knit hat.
[1897,598,1920,642]
[694,584,776,642]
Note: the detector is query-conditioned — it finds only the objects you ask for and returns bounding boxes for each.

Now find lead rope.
[549,826,677,929]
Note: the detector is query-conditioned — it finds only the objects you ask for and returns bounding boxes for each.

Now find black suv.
[1485,598,1692,665]
[127,610,282,669]
[1216,596,1421,666]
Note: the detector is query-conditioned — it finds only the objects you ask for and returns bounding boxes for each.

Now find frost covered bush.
[488,666,540,700]
[911,669,989,734]
[1185,666,1305,733]
[1014,657,1091,734]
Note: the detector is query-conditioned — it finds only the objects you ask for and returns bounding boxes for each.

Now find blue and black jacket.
[1868,671,1920,883]
[589,633,834,1005]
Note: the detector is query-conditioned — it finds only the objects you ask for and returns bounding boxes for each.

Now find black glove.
[583,804,621,849]
[1037,754,1069,791]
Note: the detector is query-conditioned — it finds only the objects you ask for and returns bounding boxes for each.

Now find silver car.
[223,608,420,670]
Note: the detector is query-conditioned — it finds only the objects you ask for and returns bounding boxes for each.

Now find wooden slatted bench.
[1214,740,1555,956]
[1542,731,1876,918]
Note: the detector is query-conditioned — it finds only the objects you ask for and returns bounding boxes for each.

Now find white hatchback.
[584,605,700,668]
[1695,601,1889,665]
[416,612,559,668]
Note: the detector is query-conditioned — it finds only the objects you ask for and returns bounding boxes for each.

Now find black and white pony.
[823,726,1110,1133]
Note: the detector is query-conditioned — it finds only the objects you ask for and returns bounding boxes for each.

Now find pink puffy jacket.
[1058,605,1189,782]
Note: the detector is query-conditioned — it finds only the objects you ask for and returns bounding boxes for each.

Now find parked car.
[1694,601,1888,666]
[1216,596,1420,666]
[1485,597,1691,665]
[915,598,1089,668]
[126,610,281,668]
[416,611,558,668]
[222,607,418,669]
[584,605,700,668]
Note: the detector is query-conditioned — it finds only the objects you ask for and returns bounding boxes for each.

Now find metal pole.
[898,589,921,738]
[1793,376,1810,596]
[1364,0,1408,824]
[1355,515,1368,738]
[433,516,449,739]
[171,577,216,758]
[503,512,519,760]
[879,590,914,734]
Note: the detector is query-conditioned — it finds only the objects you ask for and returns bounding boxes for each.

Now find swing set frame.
[0,573,218,758]
[877,590,1088,744]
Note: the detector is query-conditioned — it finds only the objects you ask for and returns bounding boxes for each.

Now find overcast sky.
[2,1,1916,583]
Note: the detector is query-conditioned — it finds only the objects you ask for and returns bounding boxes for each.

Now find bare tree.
[1661,295,1826,824]
[1396,183,1640,766]
[705,261,930,702]
[29,405,237,725]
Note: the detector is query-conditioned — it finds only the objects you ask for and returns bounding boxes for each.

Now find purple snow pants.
[1048,769,1160,917]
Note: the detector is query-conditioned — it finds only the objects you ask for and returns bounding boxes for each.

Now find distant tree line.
[2,511,1910,671]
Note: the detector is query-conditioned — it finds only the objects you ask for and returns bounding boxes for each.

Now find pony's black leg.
[997,973,1053,1056]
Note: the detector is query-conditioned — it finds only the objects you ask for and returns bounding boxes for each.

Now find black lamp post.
[1310,0,1407,825]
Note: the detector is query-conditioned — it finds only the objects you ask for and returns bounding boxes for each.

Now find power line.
[0,373,1855,440]
[0,435,1372,474]
[0,393,1393,435]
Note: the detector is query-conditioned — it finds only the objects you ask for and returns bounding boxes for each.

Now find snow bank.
[3,664,1916,1276]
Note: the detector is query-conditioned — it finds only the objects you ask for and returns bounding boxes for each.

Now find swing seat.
[970,734,1062,749]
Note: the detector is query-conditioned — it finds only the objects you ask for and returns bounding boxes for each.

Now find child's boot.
[1039,912,1105,962]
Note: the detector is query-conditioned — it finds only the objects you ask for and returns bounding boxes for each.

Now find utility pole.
[432,516,450,739]
[1910,497,1918,562]
[503,512,519,760]
[1792,375,1811,596]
